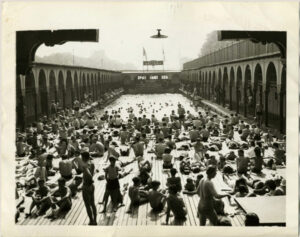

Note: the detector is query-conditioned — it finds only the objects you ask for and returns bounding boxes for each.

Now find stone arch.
[207,71,211,100]
[244,65,252,117]
[198,72,202,95]
[211,71,216,102]
[49,70,57,104]
[222,67,229,107]
[204,71,209,99]
[25,71,37,123]
[229,67,235,110]
[94,73,98,99]
[90,73,94,98]
[99,73,102,95]
[65,71,73,109]
[58,71,65,109]
[82,73,87,100]
[16,75,24,129]
[97,73,101,99]
[254,63,263,115]
[216,68,222,104]
[280,67,286,133]
[74,72,79,101]
[94,73,98,100]
[236,66,243,114]
[38,69,48,116]
[265,62,278,128]
[101,73,104,94]
[87,74,91,97]
[196,72,200,94]
[204,71,207,98]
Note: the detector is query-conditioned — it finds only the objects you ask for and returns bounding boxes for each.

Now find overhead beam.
[17,29,99,75]
[217,30,286,60]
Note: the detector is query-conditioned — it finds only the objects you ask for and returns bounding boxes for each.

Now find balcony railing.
[183,40,280,70]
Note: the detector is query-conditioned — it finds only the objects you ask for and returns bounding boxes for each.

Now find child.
[166,168,182,192]
[26,179,51,217]
[148,181,166,212]
[245,213,260,226]
[193,138,205,162]
[155,138,167,159]
[16,136,30,157]
[59,155,73,180]
[120,125,129,145]
[165,185,187,225]
[68,176,83,197]
[127,177,149,214]
[166,135,176,150]
[183,178,196,194]
[162,147,173,169]
[236,149,250,175]
[235,185,248,197]
[225,151,237,161]
[101,156,123,213]
[48,178,72,219]
[195,174,204,188]
[206,155,217,167]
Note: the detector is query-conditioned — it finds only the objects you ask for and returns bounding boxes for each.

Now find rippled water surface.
[100,93,200,120]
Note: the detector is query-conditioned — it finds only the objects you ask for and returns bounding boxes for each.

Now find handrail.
[183,40,280,70]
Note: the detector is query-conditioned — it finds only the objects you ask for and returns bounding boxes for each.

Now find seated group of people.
[15,94,286,227]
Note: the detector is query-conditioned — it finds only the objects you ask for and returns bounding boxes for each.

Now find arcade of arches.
[17,54,285,134]
[16,64,122,130]
[181,58,286,133]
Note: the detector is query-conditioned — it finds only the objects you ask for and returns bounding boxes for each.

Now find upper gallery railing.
[183,40,280,70]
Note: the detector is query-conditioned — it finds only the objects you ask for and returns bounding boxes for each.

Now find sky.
[34,1,289,71]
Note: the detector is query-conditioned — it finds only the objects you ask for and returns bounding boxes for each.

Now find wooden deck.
[16,94,285,226]
[17,137,247,226]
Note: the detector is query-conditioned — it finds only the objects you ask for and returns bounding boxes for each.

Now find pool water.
[100,93,200,120]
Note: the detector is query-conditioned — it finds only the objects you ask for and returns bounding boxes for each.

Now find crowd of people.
[15,90,286,226]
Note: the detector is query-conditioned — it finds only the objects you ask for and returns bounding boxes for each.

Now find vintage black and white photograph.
[1,1,298,236]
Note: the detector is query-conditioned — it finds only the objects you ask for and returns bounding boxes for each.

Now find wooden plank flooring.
[18,139,246,226]
[16,94,285,226]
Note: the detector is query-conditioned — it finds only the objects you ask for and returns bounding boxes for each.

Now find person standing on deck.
[255,103,263,127]
[101,156,123,213]
[170,110,176,122]
[251,147,263,174]
[81,151,97,225]
[197,165,231,226]
[50,100,57,118]
[177,104,186,128]
[236,149,250,175]
[73,98,80,114]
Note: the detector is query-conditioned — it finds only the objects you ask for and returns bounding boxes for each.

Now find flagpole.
[162,46,165,73]
[142,48,144,74]
[146,54,148,72]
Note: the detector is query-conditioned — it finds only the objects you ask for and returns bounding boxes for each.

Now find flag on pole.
[143,47,147,60]
[162,48,165,61]
[143,47,148,71]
